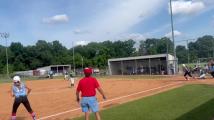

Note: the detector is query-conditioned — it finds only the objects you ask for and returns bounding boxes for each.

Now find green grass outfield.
[74,84,214,120]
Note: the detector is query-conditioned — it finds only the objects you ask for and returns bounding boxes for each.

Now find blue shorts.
[81,96,99,113]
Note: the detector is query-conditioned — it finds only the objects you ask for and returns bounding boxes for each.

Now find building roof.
[49,65,71,67]
[108,54,174,62]
[37,65,71,70]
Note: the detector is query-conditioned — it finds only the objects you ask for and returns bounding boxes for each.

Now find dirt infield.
[0,75,213,120]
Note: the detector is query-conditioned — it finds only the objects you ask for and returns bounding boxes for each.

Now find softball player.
[10,76,36,120]
[208,60,214,78]
[64,71,69,80]
[198,69,206,79]
[69,72,75,87]
[182,64,194,80]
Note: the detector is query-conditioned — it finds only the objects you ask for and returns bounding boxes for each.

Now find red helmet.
[84,67,93,74]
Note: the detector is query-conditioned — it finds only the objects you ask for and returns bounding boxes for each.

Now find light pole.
[187,39,190,64]
[175,39,195,64]
[72,42,76,74]
[0,32,10,78]
[169,0,176,74]
[81,56,84,71]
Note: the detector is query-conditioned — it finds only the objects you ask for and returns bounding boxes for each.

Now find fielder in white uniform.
[69,72,75,87]
[64,71,69,80]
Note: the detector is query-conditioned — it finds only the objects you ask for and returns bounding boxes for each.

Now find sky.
[0,0,214,48]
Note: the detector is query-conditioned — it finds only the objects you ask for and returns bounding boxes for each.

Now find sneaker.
[32,116,36,120]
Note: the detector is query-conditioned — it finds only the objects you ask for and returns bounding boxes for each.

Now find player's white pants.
[70,78,75,85]
[64,75,68,80]
[199,74,206,79]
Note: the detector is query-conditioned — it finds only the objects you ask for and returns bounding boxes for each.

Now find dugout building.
[36,65,71,76]
[14,65,71,77]
[108,54,177,75]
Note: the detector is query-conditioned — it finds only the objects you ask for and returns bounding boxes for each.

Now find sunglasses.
[14,81,20,84]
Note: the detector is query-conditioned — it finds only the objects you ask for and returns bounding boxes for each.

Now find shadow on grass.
[176,98,214,120]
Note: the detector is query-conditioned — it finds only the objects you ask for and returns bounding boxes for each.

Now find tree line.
[0,35,213,74]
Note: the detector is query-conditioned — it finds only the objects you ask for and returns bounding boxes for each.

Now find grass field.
[74,84,214,120]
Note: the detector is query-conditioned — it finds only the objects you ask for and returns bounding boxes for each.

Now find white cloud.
[212,15,214,27]
[118,33,145,41]
[170,0,205,15]
[204,0,214,5]
[42,14,69,24]
[74,0,166,42]
[165,30,182,37]
[73,29,91,34]
[75,40,88,46]
[34,0,166,48]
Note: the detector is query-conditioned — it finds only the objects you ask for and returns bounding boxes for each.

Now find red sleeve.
[77,81,81,92]
[94,78,100,88]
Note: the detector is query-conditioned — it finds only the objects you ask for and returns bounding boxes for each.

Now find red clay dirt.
[0,75,213,120]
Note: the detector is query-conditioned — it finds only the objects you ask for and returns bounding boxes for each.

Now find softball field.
[1,75,214,120]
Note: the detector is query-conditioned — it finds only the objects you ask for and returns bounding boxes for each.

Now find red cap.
[84,67,93,74]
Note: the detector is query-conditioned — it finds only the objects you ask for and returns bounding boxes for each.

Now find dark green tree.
[176,45,188,64]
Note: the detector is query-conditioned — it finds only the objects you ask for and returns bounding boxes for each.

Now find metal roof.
[108,54,174,62]
[49,65,71,67]
[37,65,71,70]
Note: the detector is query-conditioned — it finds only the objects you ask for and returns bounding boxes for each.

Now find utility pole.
[169,0,176,74]
[175,39,195,64]
[72,42,76,74]
[187,39,190,65]
[81,56,84,71]
[0,32,10,78]
[166,38,169,75]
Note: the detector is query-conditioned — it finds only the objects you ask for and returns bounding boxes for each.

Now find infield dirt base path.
[1,76,213,120]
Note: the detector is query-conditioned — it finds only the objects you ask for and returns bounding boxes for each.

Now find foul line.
[38,81,184,120]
